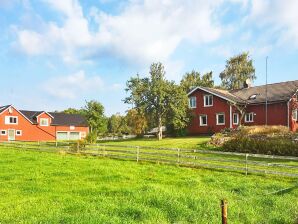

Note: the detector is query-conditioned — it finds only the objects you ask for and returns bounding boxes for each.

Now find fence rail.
[0,141,297,178]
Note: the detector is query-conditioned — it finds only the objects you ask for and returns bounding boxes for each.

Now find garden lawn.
[0,147,298,223]
[99,136,213,150]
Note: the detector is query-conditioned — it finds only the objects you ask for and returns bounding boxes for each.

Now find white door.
[8,130,15,141]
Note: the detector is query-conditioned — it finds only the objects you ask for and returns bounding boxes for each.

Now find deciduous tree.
[125,62,189,140]
[220,52,256,90]
[180,70,214,92]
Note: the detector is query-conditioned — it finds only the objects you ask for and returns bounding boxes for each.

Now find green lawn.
[99,136,213,150]
[0,147,297,223]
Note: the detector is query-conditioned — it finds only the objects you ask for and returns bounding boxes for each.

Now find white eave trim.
[187,87,238,104]
[36,111,54,119]
[0,105,34,124]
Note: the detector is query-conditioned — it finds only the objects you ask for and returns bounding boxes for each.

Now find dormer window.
[40,118,49,126]
[249,94,257,100]
[293,109,298,121]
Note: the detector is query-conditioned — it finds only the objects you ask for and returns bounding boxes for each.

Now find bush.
[222,136,298,156]
[218,126,298,156]
[69,140,86,152]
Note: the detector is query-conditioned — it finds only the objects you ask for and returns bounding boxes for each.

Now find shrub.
[222,136,298,156]
[69,140,86,152]
[214,125,298,156]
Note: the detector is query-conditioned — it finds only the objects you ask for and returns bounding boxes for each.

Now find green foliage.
[125,109,148,136]
[221,126,298,156]
[223,136,298,156]
[180,70,214,92]
[108,114,129,135]
[82,100,107,134]
[125,62,190,140]
[85,131,98,143]
[220,52,256,90]
[0,147,297,223]
[63,108,84,115]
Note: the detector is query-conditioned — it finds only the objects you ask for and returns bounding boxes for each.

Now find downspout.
[287,99,291,129]
[229,105,233,128]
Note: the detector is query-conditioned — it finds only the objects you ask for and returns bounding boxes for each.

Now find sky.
[0,0,298,116]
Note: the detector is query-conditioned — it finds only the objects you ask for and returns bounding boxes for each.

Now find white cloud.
[247,0,298,47]
[13,0,224,65]
[43,70,104,99]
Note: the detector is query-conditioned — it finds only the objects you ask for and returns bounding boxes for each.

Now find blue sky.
[0,0,298,115]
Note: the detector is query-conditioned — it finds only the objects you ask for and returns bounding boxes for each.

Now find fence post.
[221,199,228,224]
[55,141,58,148]
[245,154,249,175]
[136,146,140,162]
[177,148,180,164]
[103,145,106,157]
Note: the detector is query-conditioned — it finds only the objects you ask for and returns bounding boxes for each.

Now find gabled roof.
[231,80,298,104]
[19,110,88,127]
[48,112,88,126]
[0,105,10,114]
[188,80,298,105]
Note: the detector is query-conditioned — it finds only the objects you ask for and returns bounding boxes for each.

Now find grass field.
[0,147,298,223]
[100,136,214,150]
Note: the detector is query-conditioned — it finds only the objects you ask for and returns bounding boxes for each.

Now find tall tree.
[108,113,129,135]
[63,108,83,114]
[125,62,189,140]
[125,109,148,136]
[180,70,214,92]
[220,52,256,90]
[82,100,107,135]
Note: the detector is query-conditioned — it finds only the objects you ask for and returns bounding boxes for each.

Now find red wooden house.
[0,105,89,141]
[188,80,298,135]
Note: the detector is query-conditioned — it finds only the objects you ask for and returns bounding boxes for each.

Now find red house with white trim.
[188,80,298,135]
[0,105,89,141]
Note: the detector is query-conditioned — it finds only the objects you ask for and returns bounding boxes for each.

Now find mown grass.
[0,147,298,223]
[99,136,213,150]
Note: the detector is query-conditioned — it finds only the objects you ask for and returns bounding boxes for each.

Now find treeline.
[64,52,256,141]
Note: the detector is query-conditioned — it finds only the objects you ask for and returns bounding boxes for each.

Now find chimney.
[243,79,252,88]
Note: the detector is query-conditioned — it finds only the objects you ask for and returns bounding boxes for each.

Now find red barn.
[188,80,298,135]
[0,105,89,141]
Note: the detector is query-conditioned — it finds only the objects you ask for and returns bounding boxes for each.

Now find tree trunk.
[157,116,163,141]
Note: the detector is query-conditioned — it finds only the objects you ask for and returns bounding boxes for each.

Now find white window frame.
[40,118,49,126]
[245,112,254,123]
[216,113,225,125]
[189,96,197,108]
[0,130,7,136]
[199,115,208,126]
[16,130,22,136]
[5,116,18,125]
[293,109,298,121]
[233,113,239,125]
[204,95,213,107]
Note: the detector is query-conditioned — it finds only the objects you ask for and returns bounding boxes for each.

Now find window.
[189,96,196,108]
[5,116,18,124]
[199,115,208,126]
[233,113,239,125]
[245,112,254,123]
[249,94,257,100]
[40,118,49,126]
[16,130,22,136]
[204,95,213,107]
[0,130,7,135]
[293,109,298,121]
[216,113,225,125]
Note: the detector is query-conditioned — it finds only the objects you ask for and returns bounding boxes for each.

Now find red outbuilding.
[188,80,298,135]
[0,105,89,141]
